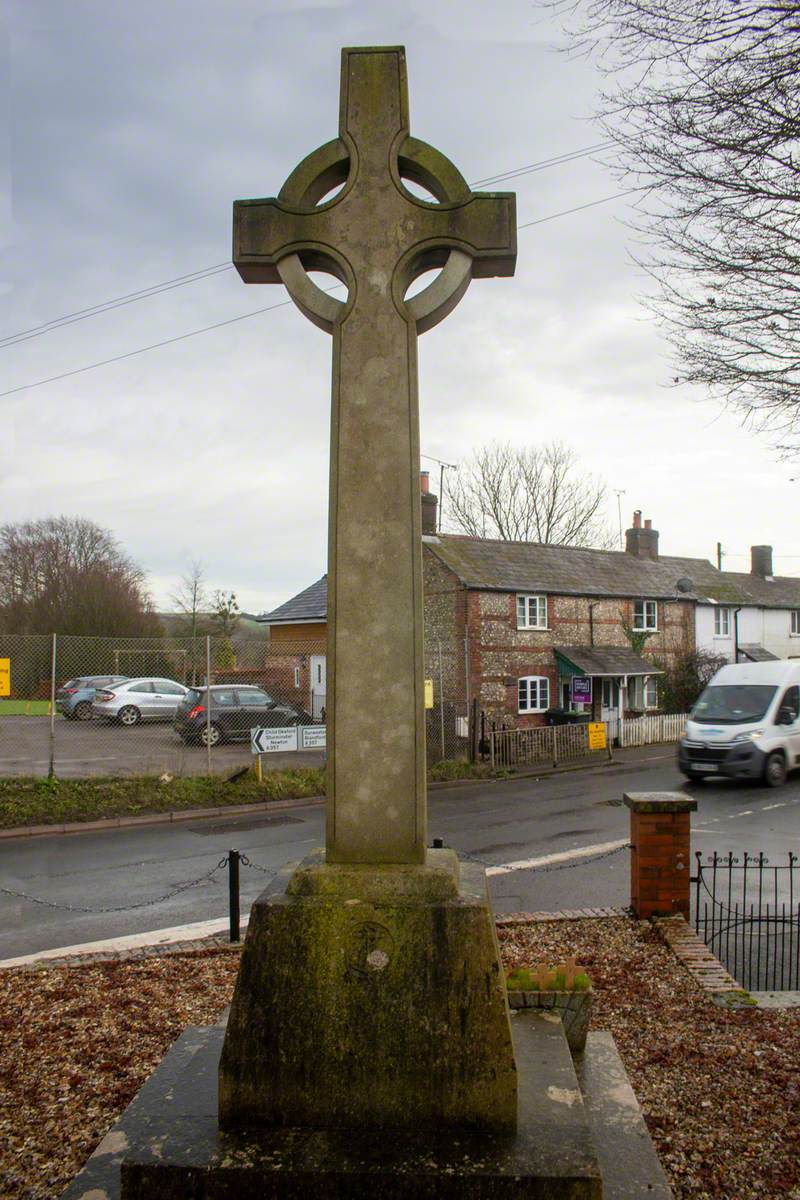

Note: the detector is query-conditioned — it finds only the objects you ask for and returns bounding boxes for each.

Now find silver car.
[92,678,189,726]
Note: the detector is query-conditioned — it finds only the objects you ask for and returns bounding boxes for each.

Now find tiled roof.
[260,575,327,624]
[427,535,723,601]
[738,644,780,662]
[708,571,800,609]
[555,646,663,677]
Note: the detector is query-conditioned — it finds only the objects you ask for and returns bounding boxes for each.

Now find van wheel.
[764,752,787,788]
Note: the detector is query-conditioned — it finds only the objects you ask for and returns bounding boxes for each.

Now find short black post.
[228,849,240,943]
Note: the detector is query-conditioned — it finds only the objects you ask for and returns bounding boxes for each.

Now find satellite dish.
[675,577,694,594]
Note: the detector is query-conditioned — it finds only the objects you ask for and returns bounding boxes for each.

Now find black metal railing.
[692,850,799,992]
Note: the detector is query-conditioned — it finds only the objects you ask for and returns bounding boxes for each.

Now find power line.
[0,143,613,350]
[0,263,233,349]
[471,142,614,187]
[0,189,636,401]
[518,190,637,229]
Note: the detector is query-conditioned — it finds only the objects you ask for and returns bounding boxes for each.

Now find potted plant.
[505,957,592,1053]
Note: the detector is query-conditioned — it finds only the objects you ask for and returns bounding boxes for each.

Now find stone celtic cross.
[234,46,516,865]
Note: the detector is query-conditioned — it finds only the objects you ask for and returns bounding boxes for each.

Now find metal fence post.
[228,849,240,943]
[438,639,446,761]
[206,635,212,775]
[48,633,57,779]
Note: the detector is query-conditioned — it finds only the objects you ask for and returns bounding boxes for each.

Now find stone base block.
[219,850,518,1134]
[60,1012,602,1199]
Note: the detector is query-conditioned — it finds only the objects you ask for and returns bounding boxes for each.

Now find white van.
[678,660,800,787]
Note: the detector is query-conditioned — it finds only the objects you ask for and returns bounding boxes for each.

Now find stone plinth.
[104,1014,601,1200]
[218,851,517,1134]
[624,791,697,919]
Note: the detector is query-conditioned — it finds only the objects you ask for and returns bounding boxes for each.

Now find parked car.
[678,659,800,786]
[56,675,130,721]
[92,678,190,725]
[174,685,313,746]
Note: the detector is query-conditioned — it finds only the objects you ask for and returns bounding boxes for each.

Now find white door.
[310,655,327,720]
[601,678,619,723]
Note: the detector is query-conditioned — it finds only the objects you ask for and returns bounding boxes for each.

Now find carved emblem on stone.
[345,921,395,979]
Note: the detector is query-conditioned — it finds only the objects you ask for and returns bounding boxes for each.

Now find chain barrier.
[0,844,627,926]
[0,857,230,914]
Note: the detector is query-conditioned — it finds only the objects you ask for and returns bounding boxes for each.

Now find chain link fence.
[423,636,471,764]
[0,632,328,779]
[0,631,472,778]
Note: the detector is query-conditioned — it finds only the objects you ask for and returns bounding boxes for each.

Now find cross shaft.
[234,47,516,863]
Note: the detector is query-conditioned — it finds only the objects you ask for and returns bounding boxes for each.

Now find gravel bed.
[1,918,798,1199]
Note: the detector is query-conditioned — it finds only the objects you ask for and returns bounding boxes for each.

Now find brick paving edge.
[654,914,757,1008]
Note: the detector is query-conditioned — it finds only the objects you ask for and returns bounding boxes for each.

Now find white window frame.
[293,666,301,688]
[633,599,658,631]
[644,677,659,709]
[714,607,731,637]
[792,610,800,636]
[518,675,550,713]
[517,594,548,630]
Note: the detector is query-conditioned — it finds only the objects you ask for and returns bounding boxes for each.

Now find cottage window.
[633,599,657,631]
[714,607,731,637]
[517,594,548,630]
[644,677,659,709]
[518,675,550,713]
[792,610,800,636]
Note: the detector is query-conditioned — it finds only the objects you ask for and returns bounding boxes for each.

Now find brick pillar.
[623,792,697,919]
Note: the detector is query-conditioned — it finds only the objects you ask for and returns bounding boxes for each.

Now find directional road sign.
[251,726,299,755]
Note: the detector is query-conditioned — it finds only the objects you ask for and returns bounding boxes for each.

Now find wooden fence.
[618,713,688,748]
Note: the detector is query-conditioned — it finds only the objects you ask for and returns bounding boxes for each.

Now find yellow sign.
[424,679,434,709]
[0,659,9,697]
[588,722,606,751]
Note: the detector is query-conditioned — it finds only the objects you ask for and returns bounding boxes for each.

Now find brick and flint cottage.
[421,500,710,731]
[260,475,742,731]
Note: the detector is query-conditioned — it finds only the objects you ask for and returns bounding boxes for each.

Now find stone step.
[575,1031,674,1199]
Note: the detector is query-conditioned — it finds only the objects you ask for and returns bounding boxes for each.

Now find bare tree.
[446,442,614,546]
[171,561,209,640]
[548,0,800,455]
[0,516,156,635]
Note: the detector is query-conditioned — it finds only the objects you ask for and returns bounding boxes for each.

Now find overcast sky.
[3,0,796,617]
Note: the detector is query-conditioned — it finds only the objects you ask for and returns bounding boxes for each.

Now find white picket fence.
[617,712,688,748]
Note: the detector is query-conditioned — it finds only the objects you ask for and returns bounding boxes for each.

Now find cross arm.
[233,198,343,284]
[430,191,517,280]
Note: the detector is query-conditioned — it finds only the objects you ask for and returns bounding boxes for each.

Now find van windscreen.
[691,684,776,724]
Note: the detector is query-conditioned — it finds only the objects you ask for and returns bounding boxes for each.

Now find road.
[1,747,799,960]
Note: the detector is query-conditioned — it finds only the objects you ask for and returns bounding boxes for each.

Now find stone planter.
[507,988,592,1053]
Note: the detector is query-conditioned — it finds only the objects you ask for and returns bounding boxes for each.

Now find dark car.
[56,675,130,721]
[174,685,313,747]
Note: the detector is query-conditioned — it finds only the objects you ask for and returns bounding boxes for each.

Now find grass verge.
[0,769,326,829]
[0,700,52,716]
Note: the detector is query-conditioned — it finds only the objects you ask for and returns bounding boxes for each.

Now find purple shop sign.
[570,676,592,705]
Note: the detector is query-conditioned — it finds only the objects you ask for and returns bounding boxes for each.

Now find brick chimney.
[625,510,659,561]
[751,545,773,577]
[420,471,438,535]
